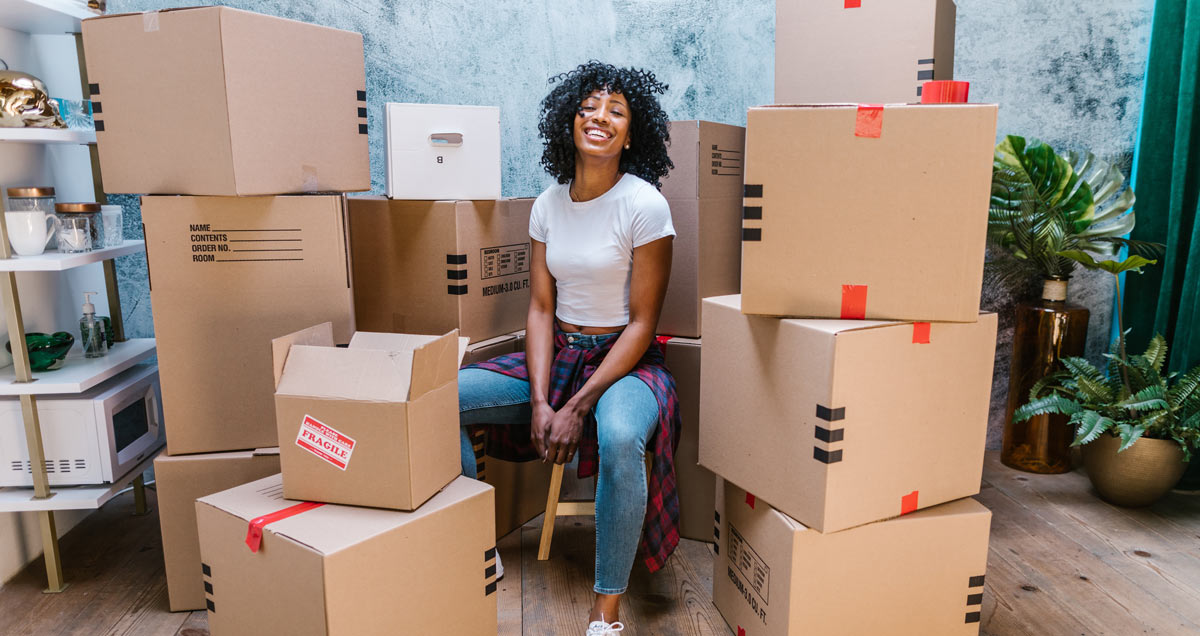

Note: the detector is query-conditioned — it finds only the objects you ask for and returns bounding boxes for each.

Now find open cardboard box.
[272,323,469,511]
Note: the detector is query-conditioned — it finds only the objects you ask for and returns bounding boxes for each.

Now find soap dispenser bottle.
[80,291,106,359]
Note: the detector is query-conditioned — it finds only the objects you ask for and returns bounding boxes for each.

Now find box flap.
[83,5,216,22]
[276,345,416,402]
[708,294,994,336]
[271,323,336,389]
[253,447,281,456]
[197,473,493,555]
[347,331,468,398]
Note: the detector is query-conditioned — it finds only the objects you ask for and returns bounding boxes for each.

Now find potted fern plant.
[989,135,1153,474]
[1014,252,1200,507]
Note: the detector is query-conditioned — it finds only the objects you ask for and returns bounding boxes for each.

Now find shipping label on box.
[741,104,997,322]
[143,195,355,455]
[83,7,368,195]
[155,449,281,612]
[699,294,996,533]
[272,323,468,510]
[349,197,532,343]
[197,474,498,635]
[385,103,501,200]
[713,481,990,636]
[776,0,956,104]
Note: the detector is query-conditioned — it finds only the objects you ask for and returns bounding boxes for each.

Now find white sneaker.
[586,620,624,635]
[495,552,504,580]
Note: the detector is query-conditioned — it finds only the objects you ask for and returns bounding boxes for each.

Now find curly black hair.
[538,61,674,189]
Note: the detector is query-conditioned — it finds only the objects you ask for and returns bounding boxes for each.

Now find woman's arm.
[525,239,559,460]
[545,235,673,464]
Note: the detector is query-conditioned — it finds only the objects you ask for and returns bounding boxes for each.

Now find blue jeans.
[458,333,659,595]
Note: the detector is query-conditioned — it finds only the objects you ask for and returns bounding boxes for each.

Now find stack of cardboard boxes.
[700,2,999,634]
[81,8,497,631]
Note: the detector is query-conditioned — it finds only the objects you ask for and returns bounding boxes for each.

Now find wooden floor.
[0,452,1197,635]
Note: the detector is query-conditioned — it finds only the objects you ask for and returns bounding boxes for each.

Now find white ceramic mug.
[5,211,59,256]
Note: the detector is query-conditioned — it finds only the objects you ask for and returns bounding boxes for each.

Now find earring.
[624,143,630,149]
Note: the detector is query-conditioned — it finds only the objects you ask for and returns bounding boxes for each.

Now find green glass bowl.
[5,332,74,371]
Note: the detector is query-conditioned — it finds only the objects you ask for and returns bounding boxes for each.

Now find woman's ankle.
[589,593,622,623]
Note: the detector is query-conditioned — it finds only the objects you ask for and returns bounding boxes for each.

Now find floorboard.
[0,452,1196,635]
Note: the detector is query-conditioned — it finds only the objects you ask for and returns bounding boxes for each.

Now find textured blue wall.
[107,0,1153,446]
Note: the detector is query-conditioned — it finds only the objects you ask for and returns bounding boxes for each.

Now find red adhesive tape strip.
[655,334,671,355]
[901,491,919,515]
[920,80,970,104]
[854,104,883,138]
[912,322,931,344]
[738,627,746,636]
[840,285,868,320]
[844,0,861,7]
[745,492,756,509]
[245,501,324,553]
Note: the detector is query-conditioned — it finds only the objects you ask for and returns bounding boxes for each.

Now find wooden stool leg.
[538,463,566,560]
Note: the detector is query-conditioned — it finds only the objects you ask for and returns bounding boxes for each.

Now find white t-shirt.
[529,173,675,327]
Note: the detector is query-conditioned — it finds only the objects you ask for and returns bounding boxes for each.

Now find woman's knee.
[596,377,658,457]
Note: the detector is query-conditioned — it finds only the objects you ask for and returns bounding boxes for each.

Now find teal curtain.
[1124,0,1200,374]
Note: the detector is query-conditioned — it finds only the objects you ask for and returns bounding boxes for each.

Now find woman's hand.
[545,401,587,464]
[530,401,557,461]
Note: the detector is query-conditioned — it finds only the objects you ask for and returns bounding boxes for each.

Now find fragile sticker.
[295,415,356,470]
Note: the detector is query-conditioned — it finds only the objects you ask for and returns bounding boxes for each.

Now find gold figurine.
[0,60,66,129]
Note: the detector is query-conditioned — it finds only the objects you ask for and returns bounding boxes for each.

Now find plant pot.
[1082,434,1188,507]
[1001,279,1089,474]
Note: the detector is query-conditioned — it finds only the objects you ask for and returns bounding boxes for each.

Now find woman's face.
[573,89,631,162]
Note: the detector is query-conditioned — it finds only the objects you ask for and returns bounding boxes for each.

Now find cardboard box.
[462,331,552,538]
[143,195,356,455]
[82,7,368,196]
[776,0,956,104]
[197,474,497,635]
[714,480,990,636]
[741,104,997,322]
[699,295,996,533]
[657,121,745,338]
[154,449,281,612]
[385,103,501,200]
[272,323,467,510]
[663,336,716,542]
[348,197,532,343]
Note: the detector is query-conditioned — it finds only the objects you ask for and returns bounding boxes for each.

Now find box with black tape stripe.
[196,473,498,635]
[776,0,957,104]
[699,294,996,533]
[713,479,990,636]
[81,7,369,196]
[347,197,533,344]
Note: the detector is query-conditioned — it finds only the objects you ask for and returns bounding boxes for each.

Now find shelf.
[0,127,95,145]
[0,448,159,512]
[0,338,154,395]
[0,240,144,272]
[0,0,99,35]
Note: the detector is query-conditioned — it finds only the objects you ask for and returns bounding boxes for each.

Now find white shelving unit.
[0,128,96,145]
[0,450,156,512]
[0,0,151,593]
[0,337,154,394]
[0,240,143,271]
[0,0,96,35]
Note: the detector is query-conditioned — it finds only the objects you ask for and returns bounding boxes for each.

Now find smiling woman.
[457,61,681,636]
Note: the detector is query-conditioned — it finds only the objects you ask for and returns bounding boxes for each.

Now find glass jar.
[5,187,56,214]
[55,202,103,251]
[100,205,123,247]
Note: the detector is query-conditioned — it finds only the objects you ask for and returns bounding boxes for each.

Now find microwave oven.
[0,364,164,487]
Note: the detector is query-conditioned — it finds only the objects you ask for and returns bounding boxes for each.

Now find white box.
[385,103,501,200]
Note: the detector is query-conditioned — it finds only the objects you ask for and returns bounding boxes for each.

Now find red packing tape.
[901,491,919,515]
[844,0,861,7]
[745,492,756,509]
[738,627,747,636]
[655,334,671,355]
[840,285,868,320]
[245,501,325,553]
[920,80,970,104]
[912,322,931,344]
[854,104,883,138]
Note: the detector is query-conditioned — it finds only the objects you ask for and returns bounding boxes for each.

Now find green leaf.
[1014,394,1083,422]
[1060,357,1114,402]
[1118,384,1168,412]
[1115,423,1146,452]
[1167,364,1200,407]
[1071,410,1114,446]
[1058,251,1157,274]
[1143,335,1168,374]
